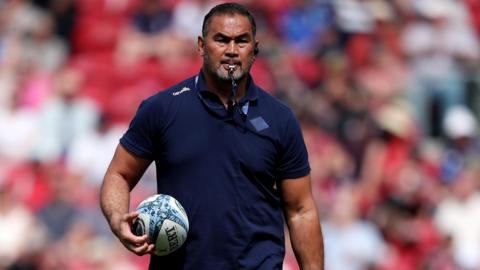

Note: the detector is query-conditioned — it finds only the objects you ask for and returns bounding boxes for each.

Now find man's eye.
[216,38,229,43]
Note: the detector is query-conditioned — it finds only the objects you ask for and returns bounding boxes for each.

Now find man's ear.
[197,36,205,56]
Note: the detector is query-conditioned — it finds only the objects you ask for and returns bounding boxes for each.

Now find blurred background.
[1,0,480,269]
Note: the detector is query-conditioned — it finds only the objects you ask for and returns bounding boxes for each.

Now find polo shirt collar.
[195,70,258,104]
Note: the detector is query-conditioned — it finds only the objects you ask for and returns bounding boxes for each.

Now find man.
[100,3,324,269]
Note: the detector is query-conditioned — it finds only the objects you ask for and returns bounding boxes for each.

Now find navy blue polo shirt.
[120,71,310,270]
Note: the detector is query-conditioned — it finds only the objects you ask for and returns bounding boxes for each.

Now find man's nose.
[225,41,238,56]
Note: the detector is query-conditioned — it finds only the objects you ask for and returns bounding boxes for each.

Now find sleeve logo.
[172,87,191,96]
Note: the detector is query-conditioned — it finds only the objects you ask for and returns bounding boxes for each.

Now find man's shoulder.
[131,75,198,118]
[144,76,198,105]
[255,87,294,115]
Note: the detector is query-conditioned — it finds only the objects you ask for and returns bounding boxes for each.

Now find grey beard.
[203,54,253,82]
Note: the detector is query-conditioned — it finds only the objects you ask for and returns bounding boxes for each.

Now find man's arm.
[100,143,155,255]
[280,174,324,270]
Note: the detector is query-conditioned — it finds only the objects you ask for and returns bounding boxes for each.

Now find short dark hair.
[201,2,256,38]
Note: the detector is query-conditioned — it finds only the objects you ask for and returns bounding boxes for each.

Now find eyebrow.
[212,32,252,41]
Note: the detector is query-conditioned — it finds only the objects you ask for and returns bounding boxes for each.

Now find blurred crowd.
[1,0,480,269]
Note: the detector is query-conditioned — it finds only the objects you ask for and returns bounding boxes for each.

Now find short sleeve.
[276,110,310,180]
[120,99,160,160]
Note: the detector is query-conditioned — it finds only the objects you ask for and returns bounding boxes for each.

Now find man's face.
[198,14,258,82]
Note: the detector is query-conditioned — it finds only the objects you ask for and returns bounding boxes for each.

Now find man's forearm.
[100,173,132,233]
[287,207,324,270]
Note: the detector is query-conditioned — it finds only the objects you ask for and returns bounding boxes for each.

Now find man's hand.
[112,211,155,256]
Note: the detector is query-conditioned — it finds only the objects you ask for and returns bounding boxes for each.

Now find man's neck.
[203,70,247,106]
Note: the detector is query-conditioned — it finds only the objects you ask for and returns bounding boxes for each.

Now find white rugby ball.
[131,194,189,256]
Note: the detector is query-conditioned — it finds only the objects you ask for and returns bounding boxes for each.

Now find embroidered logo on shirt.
[172,87,191,96]
[250,116,269,132]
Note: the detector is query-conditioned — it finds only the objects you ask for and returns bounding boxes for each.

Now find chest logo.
[250,116,269,132]
[172,87,191,96]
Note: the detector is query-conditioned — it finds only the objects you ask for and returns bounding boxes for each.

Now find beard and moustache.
[202,53,254,82]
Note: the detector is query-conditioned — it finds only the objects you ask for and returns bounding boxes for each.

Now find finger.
[146,244,155,254]
[132,234,149,245]
[121,230,149,246]
[131,242,151,256]
[119,221,149,248]
[120,212,143,237]
[123,211,139,223]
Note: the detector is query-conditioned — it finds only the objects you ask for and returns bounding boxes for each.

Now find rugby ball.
[131,194,189,256]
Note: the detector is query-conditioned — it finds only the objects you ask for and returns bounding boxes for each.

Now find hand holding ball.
[131,194,189,256]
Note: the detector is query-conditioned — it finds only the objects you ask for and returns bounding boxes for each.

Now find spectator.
[170,0,218,40]
[359,99,419,208]
[1,0,44,35]
[0,182,47,269]
[32,67,99,162]
[322,184,387,270]
[21,11,68,73]
[401,0,479,137]
[32,0,77,45]
[0,93,38,162]
[440,105,480,184]
[131,0,172,35]
[276,0,333,51]
[66,113,127,187]
[36,165,80,241]
[434,165,480,269]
